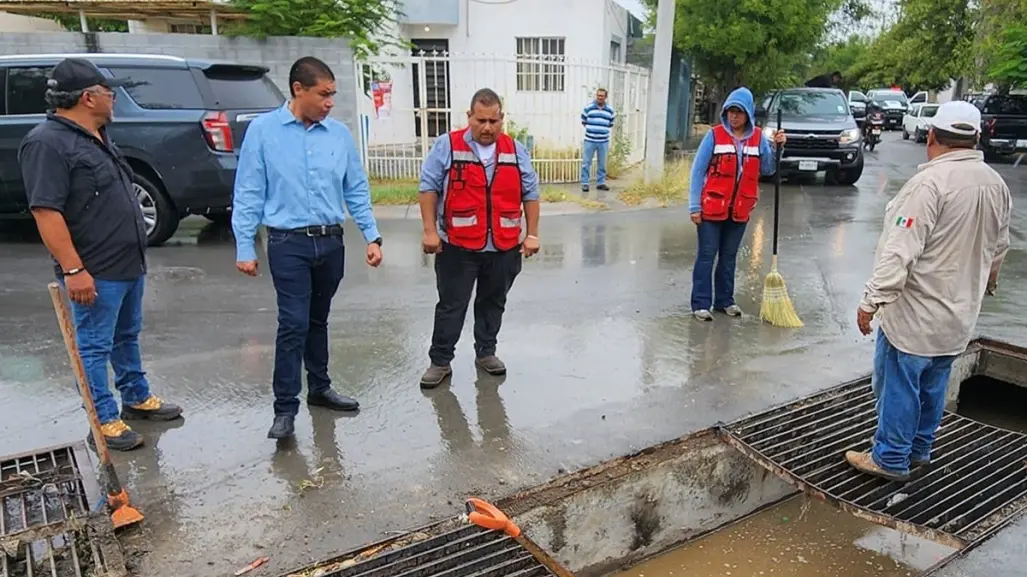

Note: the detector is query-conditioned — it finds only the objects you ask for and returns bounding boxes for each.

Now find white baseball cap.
[928,100,981,136]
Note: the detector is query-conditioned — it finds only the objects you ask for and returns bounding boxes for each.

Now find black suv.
[0,53,286,245]
[756,87,864,185]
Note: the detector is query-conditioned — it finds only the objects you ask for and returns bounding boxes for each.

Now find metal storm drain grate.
[718,377,1027,550]
[0,443,126,577]
[284,501,570,577]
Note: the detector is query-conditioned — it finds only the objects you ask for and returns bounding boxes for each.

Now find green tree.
[227,0,404,58]
[807,35,872,90]
[644,0,862,102]
[987,24,1027,89]
[850,0,976,93]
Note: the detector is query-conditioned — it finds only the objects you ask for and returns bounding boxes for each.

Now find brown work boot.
[88,420,144,452]
[121,395,183,421]
[845,450,909,482]
[420,364,452,389]
[475,355,507,375]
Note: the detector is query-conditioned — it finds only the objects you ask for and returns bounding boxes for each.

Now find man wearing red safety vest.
[688,86,786,321]
[417,88,541,388]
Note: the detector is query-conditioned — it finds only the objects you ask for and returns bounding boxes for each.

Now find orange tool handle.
[465,498,521,538]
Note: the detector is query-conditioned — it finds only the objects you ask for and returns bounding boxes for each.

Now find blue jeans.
[60,275,151,424]
[267,231,346,417]
[581,140,609,185]
[871,329,957,474]
[690,219,748,311]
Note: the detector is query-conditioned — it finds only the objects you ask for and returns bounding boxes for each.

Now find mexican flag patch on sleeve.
[895,216,915,228]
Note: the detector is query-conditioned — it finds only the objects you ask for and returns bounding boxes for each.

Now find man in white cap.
[847,100,1012,482]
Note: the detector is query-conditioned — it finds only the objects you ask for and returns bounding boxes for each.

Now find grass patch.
[617,157,692,207]
[540,187,609,210]
[370,180,420,205]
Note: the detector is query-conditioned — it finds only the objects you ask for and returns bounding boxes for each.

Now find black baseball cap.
[48,57,129,92]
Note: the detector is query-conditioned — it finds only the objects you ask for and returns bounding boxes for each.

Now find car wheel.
[902,128,909,140]
[134,174,179,246]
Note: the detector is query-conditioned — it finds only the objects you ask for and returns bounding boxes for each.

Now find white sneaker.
[693,309,714,321]
[721,305,743,317]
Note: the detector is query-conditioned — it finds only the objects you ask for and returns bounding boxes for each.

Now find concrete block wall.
[0,32,358,132]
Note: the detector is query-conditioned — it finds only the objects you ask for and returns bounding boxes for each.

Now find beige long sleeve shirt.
[860,149,1012,357]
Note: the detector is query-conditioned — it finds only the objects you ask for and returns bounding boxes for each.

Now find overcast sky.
[616,0,649,19]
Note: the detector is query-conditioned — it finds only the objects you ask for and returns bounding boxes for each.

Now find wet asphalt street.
[0,132,1024,576]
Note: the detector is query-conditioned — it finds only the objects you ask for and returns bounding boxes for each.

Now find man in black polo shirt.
[18,58,183,451]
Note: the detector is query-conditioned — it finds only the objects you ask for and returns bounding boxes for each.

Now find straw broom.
[759,108,803,328]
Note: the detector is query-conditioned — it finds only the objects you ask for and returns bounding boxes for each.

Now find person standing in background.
[18,58,183,451]
[580,88,615,193]
[232,56,383,441]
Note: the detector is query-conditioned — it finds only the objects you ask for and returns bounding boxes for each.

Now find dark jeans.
[871,329,957,474]
[690,219,748,311]
[429,242,523,366]
[60,274,151,424]
[267,230,346,417]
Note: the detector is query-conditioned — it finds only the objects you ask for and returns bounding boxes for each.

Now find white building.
[357,0,651,183]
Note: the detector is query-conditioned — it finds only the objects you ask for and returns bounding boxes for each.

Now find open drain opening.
[957,375,1027,434]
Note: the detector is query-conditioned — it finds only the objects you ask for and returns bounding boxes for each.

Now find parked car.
[866,88,909,130]
[974,93,1027,160]
[0,53,286,245]
[848,90,868,125]
[902,103,939,143]
[755,87,864,185]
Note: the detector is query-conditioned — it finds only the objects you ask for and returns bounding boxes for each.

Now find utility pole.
[644,0,676,183]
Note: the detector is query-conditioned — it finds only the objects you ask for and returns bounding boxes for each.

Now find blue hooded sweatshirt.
[688,87,778,214]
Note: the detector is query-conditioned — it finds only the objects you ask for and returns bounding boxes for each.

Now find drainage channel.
[717,376,1027,551]
[0,442,125,577]
[283,504,568,577]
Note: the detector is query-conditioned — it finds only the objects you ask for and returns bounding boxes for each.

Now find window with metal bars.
[515,37,566,92]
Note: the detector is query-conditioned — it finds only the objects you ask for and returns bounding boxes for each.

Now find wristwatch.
[370,237,383,246]
[64,267,85,276]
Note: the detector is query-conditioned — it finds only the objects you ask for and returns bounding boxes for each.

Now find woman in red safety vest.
[686,87,786,322]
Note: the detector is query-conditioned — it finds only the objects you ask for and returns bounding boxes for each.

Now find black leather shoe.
[267,415,295,439]
[307,389,360,411]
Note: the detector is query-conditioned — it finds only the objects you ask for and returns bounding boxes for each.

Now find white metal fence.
[354,51,650,184]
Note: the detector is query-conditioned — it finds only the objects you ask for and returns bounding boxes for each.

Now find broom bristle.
[760,270,803,328]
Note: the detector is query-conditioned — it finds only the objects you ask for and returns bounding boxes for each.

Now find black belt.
[270,224,344,237]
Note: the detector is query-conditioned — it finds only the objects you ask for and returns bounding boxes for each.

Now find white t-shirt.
[471,141,496,163]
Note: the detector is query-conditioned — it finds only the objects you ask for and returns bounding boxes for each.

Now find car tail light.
[987,118,997,136]
[202,111,233,153]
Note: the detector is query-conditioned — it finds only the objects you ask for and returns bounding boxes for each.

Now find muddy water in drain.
[614,497,953,577]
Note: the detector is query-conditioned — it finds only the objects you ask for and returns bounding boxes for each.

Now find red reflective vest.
[700,125,762,223]
[443,128,524,251]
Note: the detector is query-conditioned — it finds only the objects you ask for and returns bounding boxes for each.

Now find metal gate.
[0,442,126,577]
[718,376,1027,550]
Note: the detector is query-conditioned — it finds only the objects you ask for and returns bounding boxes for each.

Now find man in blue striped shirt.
[580,88,616,192]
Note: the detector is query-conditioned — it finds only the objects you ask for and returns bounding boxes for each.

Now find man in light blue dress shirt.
[232,57,383,440]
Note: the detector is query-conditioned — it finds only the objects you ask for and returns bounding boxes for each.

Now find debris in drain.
[1,443,128,577]
[234,556,270,576]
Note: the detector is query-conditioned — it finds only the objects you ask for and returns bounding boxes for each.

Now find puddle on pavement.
[613,496,953,577]
[957,375,1027,433]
